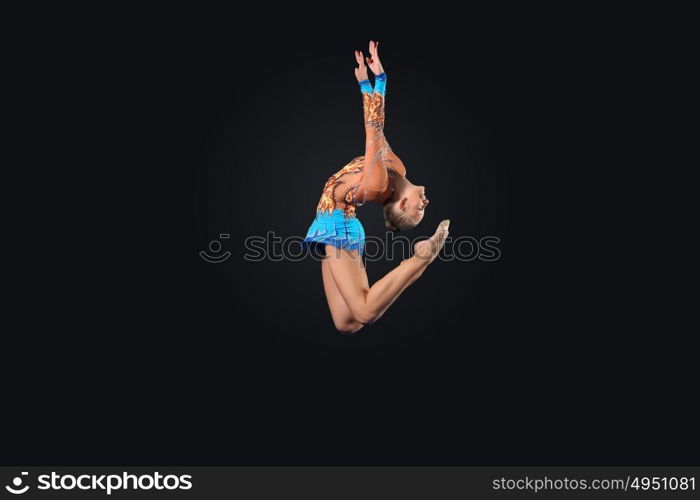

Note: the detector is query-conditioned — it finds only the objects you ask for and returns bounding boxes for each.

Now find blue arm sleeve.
[358,79,373,94]
[373,72,387,95]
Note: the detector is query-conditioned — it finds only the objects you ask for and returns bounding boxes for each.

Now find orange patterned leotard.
[316,153,405,218]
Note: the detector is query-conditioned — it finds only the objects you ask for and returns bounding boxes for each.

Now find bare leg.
[324,220,449,326]
[321,258,364,334]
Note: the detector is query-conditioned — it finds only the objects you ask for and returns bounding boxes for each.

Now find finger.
[355,50,362,65]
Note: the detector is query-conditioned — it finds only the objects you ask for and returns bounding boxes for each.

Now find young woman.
[304,41,450,333]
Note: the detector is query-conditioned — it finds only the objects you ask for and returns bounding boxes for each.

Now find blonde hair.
[383,201,416,232]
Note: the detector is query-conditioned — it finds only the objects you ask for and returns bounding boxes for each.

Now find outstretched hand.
[354,50,368,82]
[365,40,383,75]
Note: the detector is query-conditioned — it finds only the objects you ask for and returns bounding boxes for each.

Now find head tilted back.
[383,177,416,231]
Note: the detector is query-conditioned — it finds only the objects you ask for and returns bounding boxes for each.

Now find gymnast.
[304,41,450,333]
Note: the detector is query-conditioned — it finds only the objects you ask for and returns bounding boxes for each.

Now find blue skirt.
[303,209,366,255]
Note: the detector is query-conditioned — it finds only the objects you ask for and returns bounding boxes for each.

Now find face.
[399,184,429,226]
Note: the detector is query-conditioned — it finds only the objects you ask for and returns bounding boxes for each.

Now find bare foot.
[413,220,450,263]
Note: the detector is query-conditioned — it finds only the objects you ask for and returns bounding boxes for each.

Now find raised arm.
[354,41,392,204]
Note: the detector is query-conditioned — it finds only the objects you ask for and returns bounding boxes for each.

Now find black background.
[4,9,696,465]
